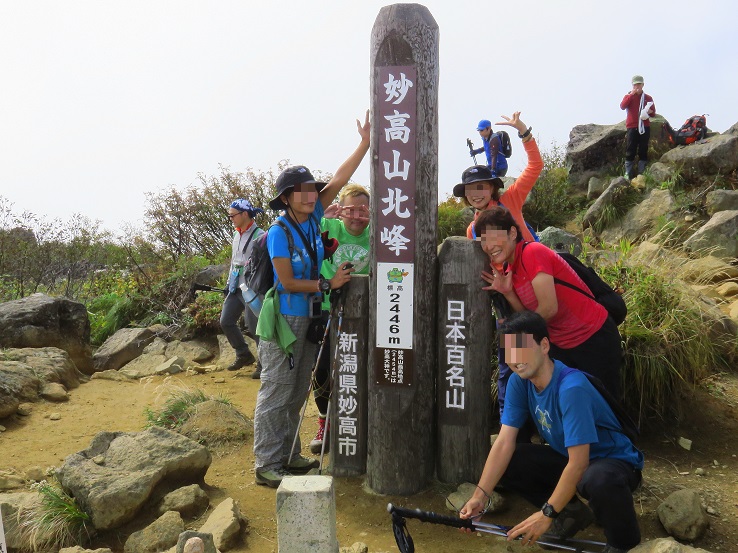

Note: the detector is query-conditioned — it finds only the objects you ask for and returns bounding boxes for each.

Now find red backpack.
[663,114,708,146]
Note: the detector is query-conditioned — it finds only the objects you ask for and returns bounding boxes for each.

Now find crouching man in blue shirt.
[460,311,643,553]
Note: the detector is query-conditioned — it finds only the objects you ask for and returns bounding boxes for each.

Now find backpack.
[521,243,627,325]
[557,366,640,443]
[662,114,707,147]
[497,131,513,158]
[243,220,294,298]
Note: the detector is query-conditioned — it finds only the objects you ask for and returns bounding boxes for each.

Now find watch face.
[542,503,557,518]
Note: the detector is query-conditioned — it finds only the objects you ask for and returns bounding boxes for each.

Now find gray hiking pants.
[253,315,316,471]
[220,291,258,359]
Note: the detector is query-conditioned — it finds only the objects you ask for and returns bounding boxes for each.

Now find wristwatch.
[541,502,559,519]
[318,275,331,293]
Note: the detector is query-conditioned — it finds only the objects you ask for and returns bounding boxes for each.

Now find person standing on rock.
[221,198,264,375]
[620,75,656,179]
[253,112,370,489]
[460,311,643,553]
[469,119,509,177]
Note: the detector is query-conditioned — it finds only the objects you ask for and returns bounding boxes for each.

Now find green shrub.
[19,478,93,551]
[523,141,582,230]
[437,195,468,242]
[598,259,736,426]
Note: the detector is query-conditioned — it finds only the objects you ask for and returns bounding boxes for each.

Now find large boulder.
[56,427,211,530]
[565,122,626,189]
[631,537,711,552]
[659,132,738,177]
[684,210,738,258]
[601,188,675,244]
[0,361,39,418]
[124,510,185,553]
[92,327,155,372]
[0,293,92,373]
[4,347,84,390]
[537,227,582,256]
[656,488,710,541]
[705,189,738,215]
[198,497,246,551]
[581,176,631,231]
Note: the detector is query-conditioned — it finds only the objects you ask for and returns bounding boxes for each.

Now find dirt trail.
[2,369,737,552]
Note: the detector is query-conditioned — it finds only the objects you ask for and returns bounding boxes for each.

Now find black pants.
[501,443,642,550]
[625,127,650,162]
[549,316,623,398]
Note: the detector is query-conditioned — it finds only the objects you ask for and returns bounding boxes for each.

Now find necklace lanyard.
[285,213,319,279]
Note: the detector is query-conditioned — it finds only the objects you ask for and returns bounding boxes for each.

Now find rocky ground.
[2,361,737,553]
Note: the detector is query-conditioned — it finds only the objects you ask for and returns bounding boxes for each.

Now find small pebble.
[694,468,706,476]
[49,413,61,421]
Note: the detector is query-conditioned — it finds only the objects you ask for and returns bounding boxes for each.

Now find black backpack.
[557,365,640,443]
[497,130,513,158]
[521,243,627,325]
[243,220,294,297]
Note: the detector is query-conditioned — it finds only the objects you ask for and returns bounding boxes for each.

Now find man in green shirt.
[310,183,370,454]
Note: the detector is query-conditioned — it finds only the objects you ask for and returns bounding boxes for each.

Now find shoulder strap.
[240,226,259,255]
[521,244,596,301]
[272,219,295,258]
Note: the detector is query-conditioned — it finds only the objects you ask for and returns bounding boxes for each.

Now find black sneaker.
[227,350,256,371]
[251,364,262,379]
[550,500,595,539]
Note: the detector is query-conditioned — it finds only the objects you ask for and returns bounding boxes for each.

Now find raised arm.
[496,112,543,205]
[319,111,371,209]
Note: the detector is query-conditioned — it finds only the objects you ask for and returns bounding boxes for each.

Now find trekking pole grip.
[387,504,475,530]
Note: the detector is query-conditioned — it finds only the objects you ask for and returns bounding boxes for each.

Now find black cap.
[269,165,327,210]
[452,165,504,197]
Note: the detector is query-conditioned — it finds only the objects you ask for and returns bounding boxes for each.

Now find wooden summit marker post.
[367,4,439,495]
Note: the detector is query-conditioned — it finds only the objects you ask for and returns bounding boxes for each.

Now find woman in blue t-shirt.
[253,113,370,489]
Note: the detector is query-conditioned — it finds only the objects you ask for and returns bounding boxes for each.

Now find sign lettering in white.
[444,300,467,410]
[337,332,359,457]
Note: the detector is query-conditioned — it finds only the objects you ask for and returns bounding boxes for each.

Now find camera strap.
[284,213,320,280]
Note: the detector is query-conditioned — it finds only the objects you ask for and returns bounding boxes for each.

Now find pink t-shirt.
[510,241,607,348]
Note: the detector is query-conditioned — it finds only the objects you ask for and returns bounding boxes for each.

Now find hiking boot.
[255,467,292,488]
[250,363,262,379]
[227,349,256,371]
[284,454,319,473]
[309,416,329,455]
[549,499,595,539]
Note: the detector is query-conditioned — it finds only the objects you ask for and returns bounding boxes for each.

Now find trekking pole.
[286,311,333,466]
[387,504,606,553]
[191,283,228,295]
[467,138,479,164]
[317,285,348,474]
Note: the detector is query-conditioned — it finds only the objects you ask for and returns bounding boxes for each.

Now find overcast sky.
[1,0,735,234]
